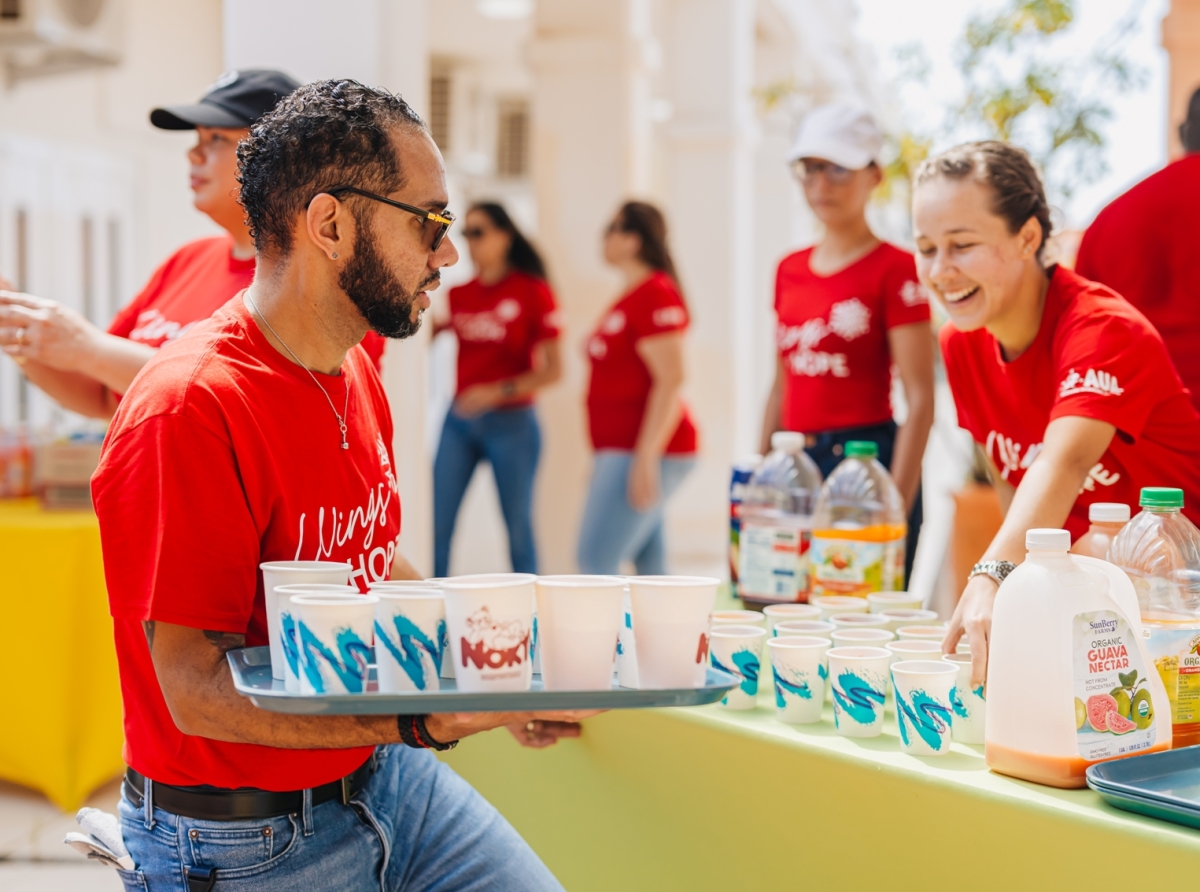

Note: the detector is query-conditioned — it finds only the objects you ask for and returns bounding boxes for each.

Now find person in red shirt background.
[912,140,1200,687]
[759,103,935,583]
[1074,87,1200,413]
[0,69,384,419]
[577,201,697,575]
[432,203,562,577]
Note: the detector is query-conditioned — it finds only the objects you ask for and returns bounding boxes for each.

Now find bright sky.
[853,0,1170,227]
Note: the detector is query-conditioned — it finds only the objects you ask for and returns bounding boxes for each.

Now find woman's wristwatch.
[969,560,1017,586]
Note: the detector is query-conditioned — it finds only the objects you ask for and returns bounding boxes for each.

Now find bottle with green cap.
[809,440,907,598]
[1108,486,1200,749]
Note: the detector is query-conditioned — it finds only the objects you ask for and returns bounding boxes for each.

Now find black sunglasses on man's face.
[325,186,456,251]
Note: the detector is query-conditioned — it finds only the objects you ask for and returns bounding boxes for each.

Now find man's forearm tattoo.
[203,630,246,653]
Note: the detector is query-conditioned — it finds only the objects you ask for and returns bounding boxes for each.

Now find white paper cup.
[867,591,922,613]
[275,584,358,692]
[768,636,831,723]
[811,595,869,621]
[441,574,536,693]
[830,613,890,631]
[290,592,377,695]
[773,619,836,638]
[827,646,890,737]
[711,609,765,627]
[370,580,454,679]
[830,628,895,648]
[372,588,445,693]
[762,603,820,634]
[709,625,767,709]
[628,576,718,689]
[891,660,958,755]
[896,624,948,642]
[879,608,940,634]
[535,575,624,691]
[260,561,351,680]
[943,653,985,744]
[885,640,943,666]
[617,587,639,689]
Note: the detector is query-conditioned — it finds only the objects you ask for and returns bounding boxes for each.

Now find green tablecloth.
[442,696,1200,889]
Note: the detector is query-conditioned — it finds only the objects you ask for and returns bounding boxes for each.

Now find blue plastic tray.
[1086,747,1200,830]
[228,646,739,715]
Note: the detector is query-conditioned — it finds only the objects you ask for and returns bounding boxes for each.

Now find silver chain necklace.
[245,292,350,451]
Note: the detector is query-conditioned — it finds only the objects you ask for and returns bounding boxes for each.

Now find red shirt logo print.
[1060,367,1125,398]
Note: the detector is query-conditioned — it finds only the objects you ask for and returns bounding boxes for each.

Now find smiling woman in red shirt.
[0,70,385,418]
[432,203,562,577]
[759,104,935,584]
[913,141,1200,686]
[577,201,697,575]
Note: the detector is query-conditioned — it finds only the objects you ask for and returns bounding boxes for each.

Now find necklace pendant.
[340,441,350,450]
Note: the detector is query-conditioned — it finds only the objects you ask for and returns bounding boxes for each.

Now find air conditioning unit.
[0,0,122,84]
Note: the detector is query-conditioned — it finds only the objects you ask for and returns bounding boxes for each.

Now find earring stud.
[332,252,339,259]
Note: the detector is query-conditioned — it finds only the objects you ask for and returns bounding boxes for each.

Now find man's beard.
[339,220,434,339]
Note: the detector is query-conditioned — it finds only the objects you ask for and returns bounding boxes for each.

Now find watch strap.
[969,560,1017,585]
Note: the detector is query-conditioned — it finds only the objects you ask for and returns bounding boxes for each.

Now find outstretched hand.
[423,710,602,749]
[942,574,999,687]
[0,290,99,372]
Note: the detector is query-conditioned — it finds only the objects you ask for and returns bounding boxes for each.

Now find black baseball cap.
[150,69,301,131]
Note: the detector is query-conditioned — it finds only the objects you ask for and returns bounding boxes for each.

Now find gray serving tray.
[228,646,739,715]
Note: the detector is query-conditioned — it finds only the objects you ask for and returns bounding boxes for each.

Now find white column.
[223,0,434,573]
[659,0,757,571]
[527,0,655,572]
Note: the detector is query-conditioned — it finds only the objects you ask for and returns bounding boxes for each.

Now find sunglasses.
[462,227,491,240]
[326,186,456,251]
[792,159,854,185]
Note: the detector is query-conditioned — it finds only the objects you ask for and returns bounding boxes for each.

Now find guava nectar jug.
[986,529,1170,788]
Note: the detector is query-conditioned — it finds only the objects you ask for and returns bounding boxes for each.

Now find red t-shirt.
[447,271,560,404]
[774,242,930,433]
[92,294,399,791]
[585,271,697,454]
[940,266,1200,539]
[1075,155,1200,412]
[106,234,385,370]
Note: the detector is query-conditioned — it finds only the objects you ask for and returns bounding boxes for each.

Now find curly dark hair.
[913,141,1052,262]
[237,79,427,256]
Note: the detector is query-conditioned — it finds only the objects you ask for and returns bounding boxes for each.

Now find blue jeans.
[576,450,696,576]
[115,744,562,891]
[434,406,541,578]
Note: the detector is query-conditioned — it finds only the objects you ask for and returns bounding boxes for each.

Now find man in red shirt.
[1075,88,1200,412]
[0,70,385,418]
[93,80,577,891]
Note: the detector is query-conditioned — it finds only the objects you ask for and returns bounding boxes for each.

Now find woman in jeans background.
[433,203,562,577]
[577,201,698,575]
[759,104,935,581]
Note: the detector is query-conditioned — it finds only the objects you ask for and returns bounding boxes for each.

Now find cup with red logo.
[442,574,536,693]
[260,560,352,683]
[534,575,625,691]
[627,576,718,689]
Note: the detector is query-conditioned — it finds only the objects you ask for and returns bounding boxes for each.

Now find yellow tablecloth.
[0,498,124,810]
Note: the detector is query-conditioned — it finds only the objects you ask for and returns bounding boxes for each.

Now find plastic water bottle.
[986,529,1170,788]
[728,455,762,600]
[1069,502,1130,559]
[1108,487,1200,749]
[809,441,906,598]
[736,432,822,606]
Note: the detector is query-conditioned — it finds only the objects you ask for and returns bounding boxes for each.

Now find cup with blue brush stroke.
[891,659,957,756]
[291,592,378,696]
[767,635,831,723]
[260,560,351,683]
[827,646,890,737]
[709,625,767,709]
[372,580,455,679]
[371,587,446,693]
[942,652,985,744]
[275,583,358,693]
[773,619,835,638]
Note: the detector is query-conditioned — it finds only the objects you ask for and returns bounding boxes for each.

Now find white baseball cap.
[786,103,883,170]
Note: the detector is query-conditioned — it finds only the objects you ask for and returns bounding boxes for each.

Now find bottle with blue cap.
[986,527,1170,787]
[1108,487,1200,749]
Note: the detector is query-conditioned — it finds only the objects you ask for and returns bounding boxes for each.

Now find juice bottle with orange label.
[1108,487,1200,749]
[809,441,905,598]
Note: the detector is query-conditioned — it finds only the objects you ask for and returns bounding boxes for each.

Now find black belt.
[123,754,375,822]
